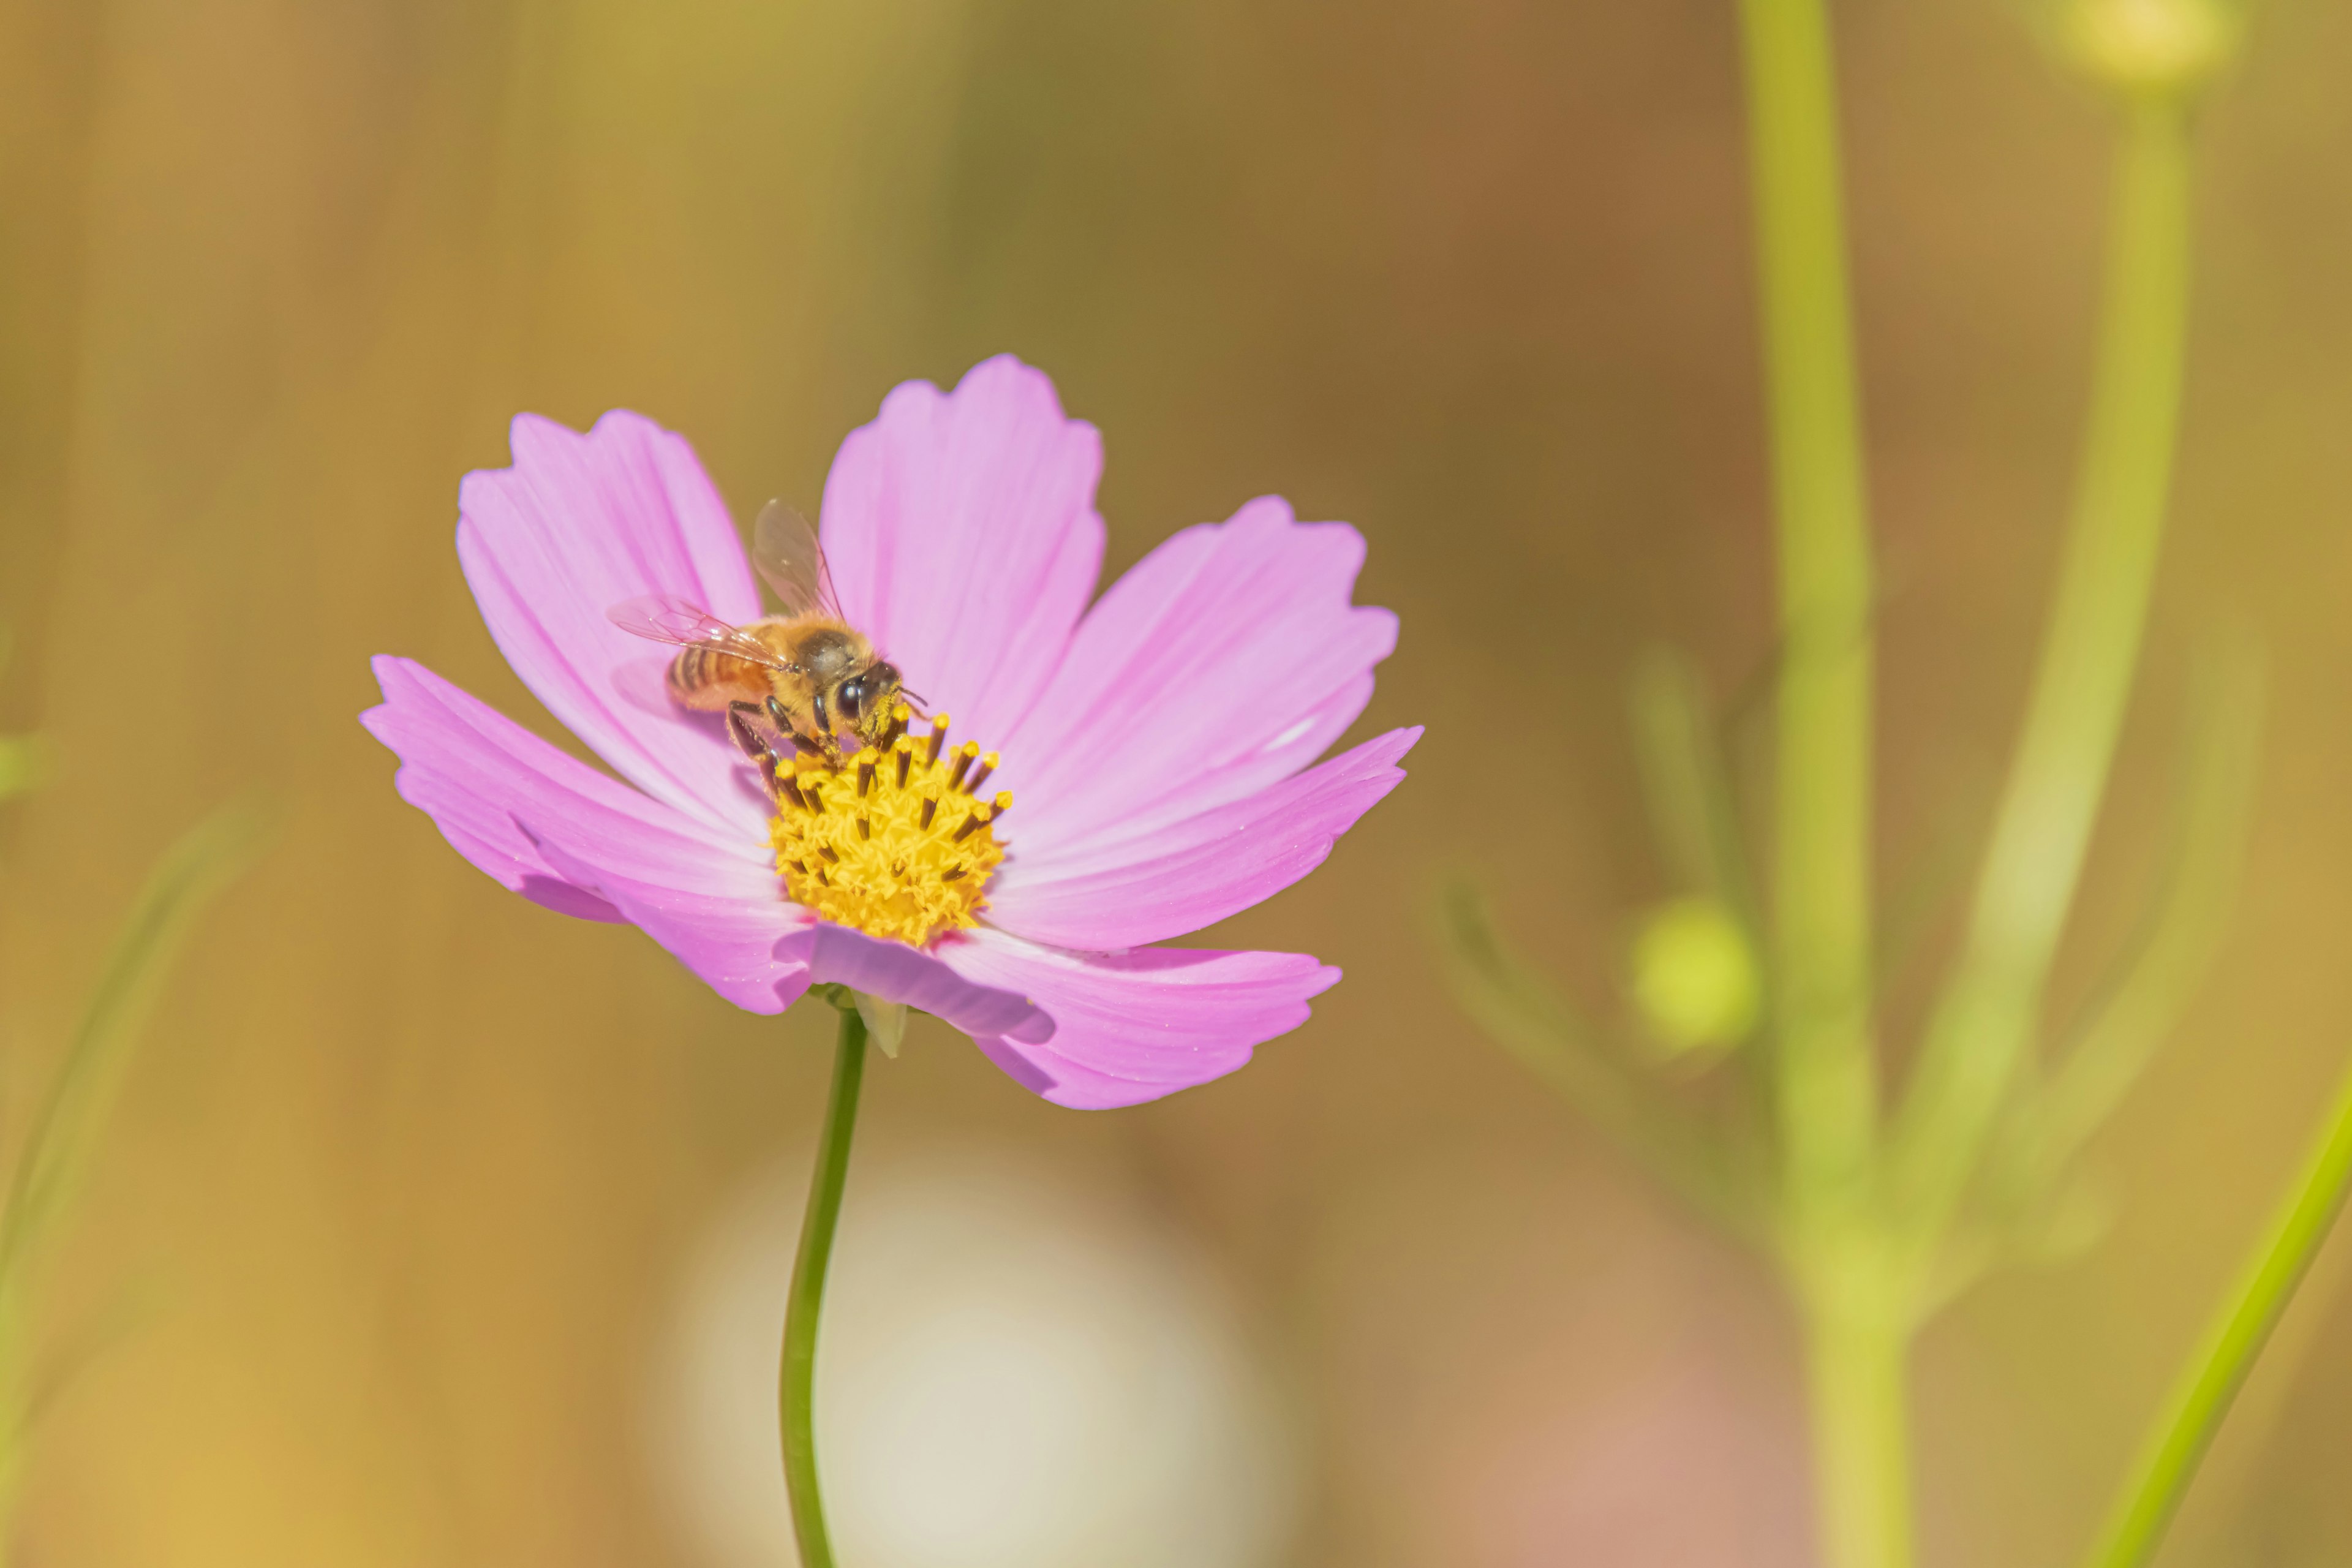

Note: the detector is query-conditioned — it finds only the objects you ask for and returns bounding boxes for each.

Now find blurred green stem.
[1629,649,1758,927]
[2082,1051,2352,1568]
[2005,633,2263,1202]
[0,804,265,1558]
[1739,0,1878,1209]
[1890,97,2193,1244]
[1435,878,1765,1240]
[1734,0,1893,1558]
[1801,1249,1913,1568]
[782,1004,867,1568]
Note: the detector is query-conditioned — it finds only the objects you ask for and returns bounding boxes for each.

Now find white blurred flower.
[649,1144,1295,1568]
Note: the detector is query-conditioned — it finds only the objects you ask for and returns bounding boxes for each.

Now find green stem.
[1889,99,2194,1242]
[782,1005,867,1568]
[1803,1253,1915,1568]
[1738,0,1879,1210]
[2082,1050,2352,1568]
[1733,0,1893,1559]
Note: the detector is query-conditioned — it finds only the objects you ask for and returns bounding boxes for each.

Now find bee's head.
[840,661,906,747]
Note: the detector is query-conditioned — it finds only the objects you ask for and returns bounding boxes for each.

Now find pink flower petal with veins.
[994,494,1400,855]
[984,727,1422,951]
[364,657,814,1009]
[943,930,1338,1109]
[458,410,766,837]
[820,355,1106,747]
[793,924,1055,1046]
[532,836,817,1016]
[366,356,1412,1104]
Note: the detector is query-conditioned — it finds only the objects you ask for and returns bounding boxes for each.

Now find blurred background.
[1,0,2351,1562]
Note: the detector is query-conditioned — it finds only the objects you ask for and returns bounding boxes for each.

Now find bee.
[607,500,911,769]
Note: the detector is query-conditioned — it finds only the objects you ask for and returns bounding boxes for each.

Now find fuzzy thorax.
[768,709,1010,947]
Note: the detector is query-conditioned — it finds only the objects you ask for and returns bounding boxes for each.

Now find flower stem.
[1733,0,1898,1559]
[782,1003,867,1568]
[2081,1052,2352,1568]
[1740,0,1882,1213]
[1889,97,2194,1243]
[1802,1253,1914,1568]
[1738,0,1880,1216]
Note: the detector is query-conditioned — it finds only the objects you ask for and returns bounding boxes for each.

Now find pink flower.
[362,356,1415,1107]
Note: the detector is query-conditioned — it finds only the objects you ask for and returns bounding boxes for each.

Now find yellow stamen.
[769,707,1010,946]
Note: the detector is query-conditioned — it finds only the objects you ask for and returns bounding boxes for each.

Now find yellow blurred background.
[2,0,2351,1562]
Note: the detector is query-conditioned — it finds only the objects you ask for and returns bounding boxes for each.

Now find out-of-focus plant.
[1436,1,2340,1565]
[0,639,51,814]
[0,680,263,1559]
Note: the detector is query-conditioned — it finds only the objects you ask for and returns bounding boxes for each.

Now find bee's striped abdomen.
[668,644,769,710]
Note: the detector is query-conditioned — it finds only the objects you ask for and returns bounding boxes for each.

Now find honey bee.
[607,500,911,769]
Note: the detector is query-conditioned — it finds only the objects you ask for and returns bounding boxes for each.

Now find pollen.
[766,707,1011,947]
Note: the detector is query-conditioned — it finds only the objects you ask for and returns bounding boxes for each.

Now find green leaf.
[0,801,265,1534]
[0,801,271,1290]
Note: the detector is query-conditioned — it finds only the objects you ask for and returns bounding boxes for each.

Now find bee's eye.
[836,679,864,720]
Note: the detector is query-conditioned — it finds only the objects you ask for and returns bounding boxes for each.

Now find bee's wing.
[752,500,845,620]
[606,595,799,671]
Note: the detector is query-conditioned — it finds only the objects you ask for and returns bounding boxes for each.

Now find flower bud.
[1629,897,1760,1054]
[2059,0,2238,96]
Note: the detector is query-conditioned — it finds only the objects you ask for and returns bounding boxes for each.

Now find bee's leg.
[724,701,771,763]
[802,689,845,767]
[764,695,827,761]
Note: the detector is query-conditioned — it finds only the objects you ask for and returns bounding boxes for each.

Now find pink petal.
[457,410,769,840]
[363,656,815,1015]
[984,726,1420,951]
[531,839,816,1016]
[818,356,1106,747]
[994,495,1398,860]
[940,930,1338,1108]
[364,656,719,915]
[786,923,1054,1044]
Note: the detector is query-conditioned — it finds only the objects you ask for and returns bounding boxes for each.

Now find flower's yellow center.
[766,709,1011,948]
